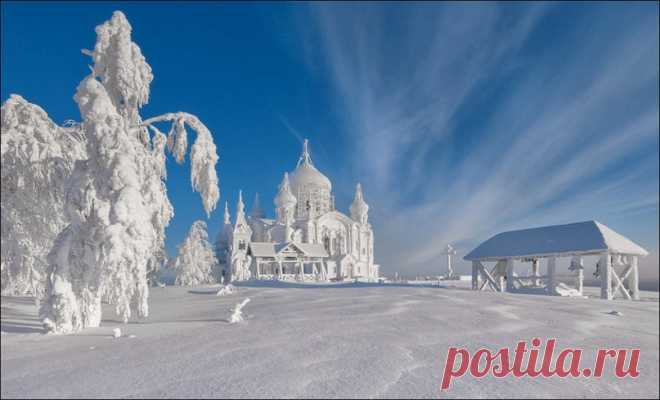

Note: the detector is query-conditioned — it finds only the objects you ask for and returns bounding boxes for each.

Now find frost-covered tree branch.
[228,298,250,324]
[142,113,220,215]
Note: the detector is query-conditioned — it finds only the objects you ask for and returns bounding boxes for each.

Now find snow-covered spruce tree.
[173,221,219,286]
[40,11,220,334]
[1,96,86,297]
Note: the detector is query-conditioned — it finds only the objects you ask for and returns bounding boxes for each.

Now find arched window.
[337,234,344,254]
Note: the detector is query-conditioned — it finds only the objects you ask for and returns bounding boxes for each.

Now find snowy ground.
[2,282,658,398]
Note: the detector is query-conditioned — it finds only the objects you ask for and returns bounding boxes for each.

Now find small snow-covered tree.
[173,221,219,286]
[1,96,86,297]
[39,11,220,334]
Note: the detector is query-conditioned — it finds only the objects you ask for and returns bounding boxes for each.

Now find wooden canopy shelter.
[464,221,648,300]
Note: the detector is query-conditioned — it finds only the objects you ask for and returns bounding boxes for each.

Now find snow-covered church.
[216,139,379,282]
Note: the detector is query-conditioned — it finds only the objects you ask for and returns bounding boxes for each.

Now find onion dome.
[289,139,331,195]
[274,172,297,209]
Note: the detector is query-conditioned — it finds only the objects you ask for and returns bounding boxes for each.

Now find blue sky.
[2,2,658,283]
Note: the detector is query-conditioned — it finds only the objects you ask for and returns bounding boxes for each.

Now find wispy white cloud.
[296,3,659,278]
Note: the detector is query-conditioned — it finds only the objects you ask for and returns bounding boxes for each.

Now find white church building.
[216,139,379,282]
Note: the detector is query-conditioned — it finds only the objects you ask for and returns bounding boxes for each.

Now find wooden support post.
[577,267,584,295]
[532,259,540,286]
[630,256,639,300]
[506,259,515,292]
[570,256,584,295]
[299,261,304,281]
[312,262,319,281]
[472,261,479,290]
[256,259,261,280]
[600,253,612,300]
[547,257,557,295]
[496,261,506,293]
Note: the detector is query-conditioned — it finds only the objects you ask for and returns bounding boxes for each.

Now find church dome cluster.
[216,138,379,283]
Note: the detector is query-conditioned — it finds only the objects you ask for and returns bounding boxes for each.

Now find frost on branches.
[1,96,86,297]
[39,11,220,334]
[173,221,219,286]
[228,298,250,324]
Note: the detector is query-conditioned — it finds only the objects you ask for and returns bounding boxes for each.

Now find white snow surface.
[2,282,658,398]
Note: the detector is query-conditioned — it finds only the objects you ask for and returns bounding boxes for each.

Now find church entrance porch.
[248,242,330,281]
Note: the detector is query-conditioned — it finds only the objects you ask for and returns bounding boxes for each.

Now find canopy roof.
[464,220,648,261]
[249,241,329,258]
[249,242,278,257]
[293,243,329,258]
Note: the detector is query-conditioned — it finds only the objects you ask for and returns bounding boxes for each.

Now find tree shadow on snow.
[232,280,460,290]
[187,289,219,295]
